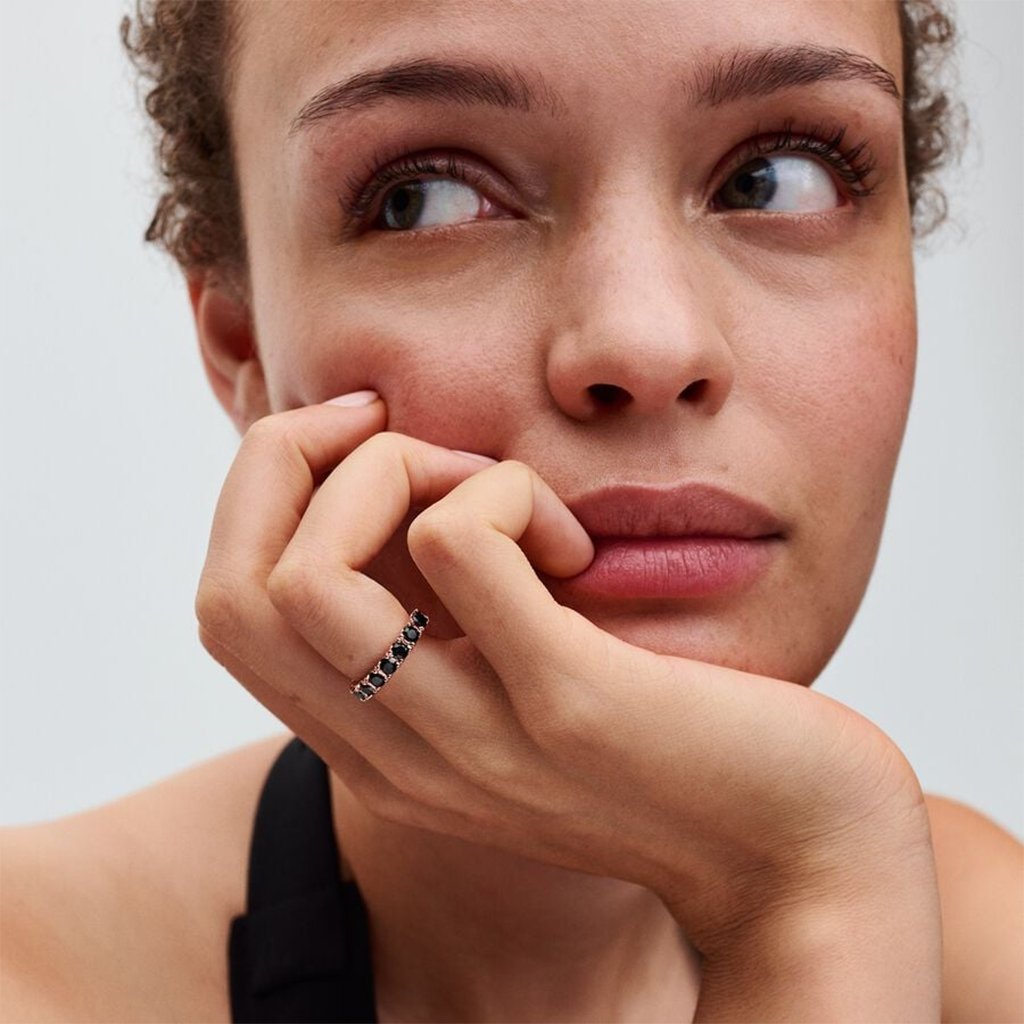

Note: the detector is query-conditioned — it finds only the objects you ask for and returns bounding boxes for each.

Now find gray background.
[2,1,1021,838]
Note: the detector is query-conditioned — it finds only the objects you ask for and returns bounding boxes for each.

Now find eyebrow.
[288,44,901,137]
[692,43,901,107]
[289,55,565,136]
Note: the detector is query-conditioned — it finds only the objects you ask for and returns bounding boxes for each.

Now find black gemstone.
[379,659,398,675]
[354,683,375,700]
[391,642,410,661]
[402,626,419,643]
[368,672,386,688]
[411,610,429,627]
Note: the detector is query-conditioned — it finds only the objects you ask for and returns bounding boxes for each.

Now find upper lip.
[566,482,786,539]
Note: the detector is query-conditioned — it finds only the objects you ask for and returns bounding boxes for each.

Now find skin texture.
[10,3,1022,1024]
[185,1,927,1019]
[192,410,942,1018]
[217,0,916,688]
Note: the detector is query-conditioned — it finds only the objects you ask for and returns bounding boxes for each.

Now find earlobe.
[187,271,270,435]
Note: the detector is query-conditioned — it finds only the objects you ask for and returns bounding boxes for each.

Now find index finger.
[201,396,387,587]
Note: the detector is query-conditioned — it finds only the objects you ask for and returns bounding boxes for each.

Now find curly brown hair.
[121,0,966,288]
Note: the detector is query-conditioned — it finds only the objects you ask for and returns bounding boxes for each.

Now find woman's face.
[220,0,914,686]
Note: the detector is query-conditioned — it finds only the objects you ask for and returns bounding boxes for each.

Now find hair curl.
[121,0,966,283]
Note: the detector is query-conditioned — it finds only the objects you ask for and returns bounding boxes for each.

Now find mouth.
[558,482,787,600]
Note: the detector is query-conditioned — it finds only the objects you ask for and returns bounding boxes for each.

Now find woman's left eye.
[715,154,840,213]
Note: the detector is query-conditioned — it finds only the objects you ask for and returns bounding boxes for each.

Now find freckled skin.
[17,6,1008,1024]
[224,0,913,687]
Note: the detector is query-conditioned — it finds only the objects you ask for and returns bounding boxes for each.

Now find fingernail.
[324,389,379,407]
[451,449,498,464]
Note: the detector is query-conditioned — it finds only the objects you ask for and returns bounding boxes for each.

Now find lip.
[557,482,786,600]
[566,482,787,540]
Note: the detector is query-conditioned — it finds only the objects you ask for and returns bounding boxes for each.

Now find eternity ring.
[350,609,430,702]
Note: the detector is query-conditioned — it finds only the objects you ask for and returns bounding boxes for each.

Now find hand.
[196,396,936,956]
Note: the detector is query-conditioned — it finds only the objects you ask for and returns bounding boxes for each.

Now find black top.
[228,736,378,1023]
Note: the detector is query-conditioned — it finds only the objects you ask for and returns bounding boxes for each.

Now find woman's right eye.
[372,178,493,232]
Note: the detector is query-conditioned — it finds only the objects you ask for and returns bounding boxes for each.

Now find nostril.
[588,383,631,410]
[680,379,709,402]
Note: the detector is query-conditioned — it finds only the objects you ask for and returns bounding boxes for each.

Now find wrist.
[654,721,935,942]
[657,781,936,939]
[694,863,943,1021]
[679,802,942,1021]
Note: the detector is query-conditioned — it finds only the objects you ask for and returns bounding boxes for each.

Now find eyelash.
[339,117,880,230]
[732,117,880,199]
[342,151,481,224]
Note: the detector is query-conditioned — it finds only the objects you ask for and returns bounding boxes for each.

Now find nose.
[543,204,736,422]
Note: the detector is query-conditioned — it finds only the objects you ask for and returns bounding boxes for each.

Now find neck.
[330,772,702,1022]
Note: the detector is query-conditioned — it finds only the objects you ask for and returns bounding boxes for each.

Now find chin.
[557,596,845,688]
[423,599,830,686]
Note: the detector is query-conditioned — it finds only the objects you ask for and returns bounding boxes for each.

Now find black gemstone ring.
[350,609,429,702]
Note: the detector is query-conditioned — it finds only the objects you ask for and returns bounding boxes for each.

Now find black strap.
[228,736,378,1023]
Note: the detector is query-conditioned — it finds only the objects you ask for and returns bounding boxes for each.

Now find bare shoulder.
[0,731,293,1023]
[924,793,1024,1024]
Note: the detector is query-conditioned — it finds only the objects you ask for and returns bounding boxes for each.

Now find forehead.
[230,0,902,142]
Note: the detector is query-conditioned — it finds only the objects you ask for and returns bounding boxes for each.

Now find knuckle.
[376,754,464,821]
[347,429,407,471]
[239,411,320,480]
[529,685,606,759]
[377,757,426,802]
[497,458,534,485]
[393,761,458,815]
[266,555,330,629]
[406,505,468,568]
[464,745,531,801]
[492,458,537,500]
[525,616,611,756]
[197,622,232,668]
[194,572,245,648]
[239,410,291,454]
[360,429,404,455]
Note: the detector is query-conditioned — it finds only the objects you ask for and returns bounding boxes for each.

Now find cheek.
[250,249,542,450]
[767,277,915,646]
[795,286,916,502]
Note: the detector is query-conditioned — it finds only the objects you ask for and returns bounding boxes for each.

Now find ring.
[350,609,430,702]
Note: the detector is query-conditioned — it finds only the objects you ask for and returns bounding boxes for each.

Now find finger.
[274,431,497,585]
[199,585,493,817]
[406,460,601,704]
[196,399,470,801]
[199,624,496,838]
[196,403,533,831]
[266,431,568,815]
[199,622,387,787]
[234,537,539,831]
[267,433,511,727]
[201,399,387,594]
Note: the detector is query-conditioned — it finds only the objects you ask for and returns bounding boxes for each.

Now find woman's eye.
[374,178,490,231]
[716,154,841,213]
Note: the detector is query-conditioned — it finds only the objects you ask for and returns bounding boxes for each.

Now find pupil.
[724,157,777,209]
[384,181,426,230]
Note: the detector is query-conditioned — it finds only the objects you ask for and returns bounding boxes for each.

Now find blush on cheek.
[795,284,915,463]
[337,328,529,453]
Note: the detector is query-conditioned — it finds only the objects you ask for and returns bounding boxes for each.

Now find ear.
[187,271,271,435]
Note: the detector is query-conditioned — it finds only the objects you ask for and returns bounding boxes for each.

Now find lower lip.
[562,536,781,600]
